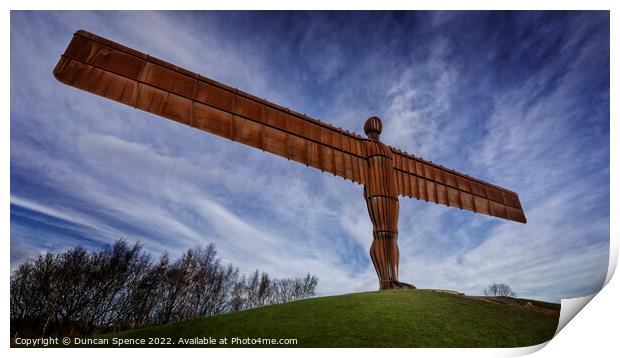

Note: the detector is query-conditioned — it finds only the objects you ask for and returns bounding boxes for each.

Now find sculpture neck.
[367,133,380,141]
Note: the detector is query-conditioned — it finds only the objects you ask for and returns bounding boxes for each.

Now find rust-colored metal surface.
[53,30,527,290]
[391,149,527,223]
[53,30,368,185]
[363,117,416,289]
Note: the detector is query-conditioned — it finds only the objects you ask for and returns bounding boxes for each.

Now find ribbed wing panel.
[391,148,526,223]
[53,30,368,185]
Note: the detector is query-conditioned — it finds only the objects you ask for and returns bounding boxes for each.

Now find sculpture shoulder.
[365,140,392,158]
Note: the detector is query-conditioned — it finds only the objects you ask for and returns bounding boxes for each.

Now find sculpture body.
[363,117,415,289]
[53,30,526,290]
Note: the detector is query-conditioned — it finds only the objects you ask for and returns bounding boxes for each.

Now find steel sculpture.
[53,30,527,290]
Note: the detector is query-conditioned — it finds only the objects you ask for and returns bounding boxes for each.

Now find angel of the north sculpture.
[53,30,526,290]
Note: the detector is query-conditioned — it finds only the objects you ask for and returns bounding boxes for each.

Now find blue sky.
[10,11,609,302]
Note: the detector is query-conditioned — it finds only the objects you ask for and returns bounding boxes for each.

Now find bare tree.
[228,277,247,312]
[11,240,319,338]
[484,283,517,298]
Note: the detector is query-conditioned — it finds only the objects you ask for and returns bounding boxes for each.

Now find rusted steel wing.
[391,148,527,223]
[53,30,368,185]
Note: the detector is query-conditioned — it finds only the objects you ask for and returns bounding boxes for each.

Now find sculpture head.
[364,116,382,140]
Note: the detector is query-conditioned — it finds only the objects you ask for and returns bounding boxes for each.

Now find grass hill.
[94,289,560,348]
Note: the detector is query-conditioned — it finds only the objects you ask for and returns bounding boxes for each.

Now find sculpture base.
[380,280,417,290]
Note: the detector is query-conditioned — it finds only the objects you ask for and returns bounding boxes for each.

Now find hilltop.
[92,289,559,348]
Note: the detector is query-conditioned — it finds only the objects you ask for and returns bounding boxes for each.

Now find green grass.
[93,290,559,348]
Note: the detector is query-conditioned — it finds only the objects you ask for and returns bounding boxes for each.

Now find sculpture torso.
[364,139,399,232]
